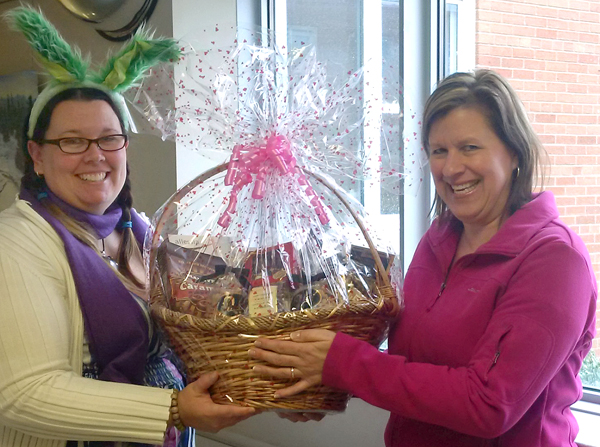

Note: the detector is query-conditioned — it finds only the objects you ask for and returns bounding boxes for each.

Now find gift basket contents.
[130,25,420,411]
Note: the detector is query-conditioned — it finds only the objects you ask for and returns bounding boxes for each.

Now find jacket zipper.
[427,252,456,311]
[485,326,513,379]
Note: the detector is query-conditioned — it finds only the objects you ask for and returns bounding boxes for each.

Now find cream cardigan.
[0,200,172,446]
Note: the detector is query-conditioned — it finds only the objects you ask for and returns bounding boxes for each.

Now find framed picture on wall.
[0,70,38,211]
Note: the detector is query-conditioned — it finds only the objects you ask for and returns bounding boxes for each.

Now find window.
[272,0,405,254]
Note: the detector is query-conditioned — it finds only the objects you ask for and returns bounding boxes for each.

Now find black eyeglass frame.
[37,134,129,154]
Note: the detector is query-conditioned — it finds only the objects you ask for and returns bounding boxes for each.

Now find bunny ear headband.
[4,6,181,138]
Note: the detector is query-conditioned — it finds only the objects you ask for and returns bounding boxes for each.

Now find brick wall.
[475,0,600,355]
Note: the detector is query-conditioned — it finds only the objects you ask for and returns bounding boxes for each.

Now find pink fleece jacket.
[322,192,597,447]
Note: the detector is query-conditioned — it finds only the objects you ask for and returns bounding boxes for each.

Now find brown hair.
[22,87,145,292]
[422,69,546,220]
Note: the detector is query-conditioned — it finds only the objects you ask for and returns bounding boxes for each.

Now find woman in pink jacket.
[249,69,597,447]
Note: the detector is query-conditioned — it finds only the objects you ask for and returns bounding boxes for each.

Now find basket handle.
[148,162,392,290]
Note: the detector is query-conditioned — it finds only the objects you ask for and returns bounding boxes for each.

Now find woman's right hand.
[176,372,258,433]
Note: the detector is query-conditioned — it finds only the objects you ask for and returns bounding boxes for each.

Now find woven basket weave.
[149,162,399,411]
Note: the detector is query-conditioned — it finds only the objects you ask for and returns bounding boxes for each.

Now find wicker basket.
[149,162,400,411]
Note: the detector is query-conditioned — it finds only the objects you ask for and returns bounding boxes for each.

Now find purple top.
[20,187,150,384]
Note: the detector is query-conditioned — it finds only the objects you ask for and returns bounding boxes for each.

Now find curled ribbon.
[218,134,330,228]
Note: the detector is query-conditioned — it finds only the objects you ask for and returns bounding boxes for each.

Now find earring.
[35,171,43,178]
[514,166,520,179]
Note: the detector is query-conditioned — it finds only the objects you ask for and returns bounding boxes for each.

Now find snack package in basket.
[129,25,422,412]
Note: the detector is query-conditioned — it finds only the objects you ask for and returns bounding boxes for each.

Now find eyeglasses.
[37,134,128,154]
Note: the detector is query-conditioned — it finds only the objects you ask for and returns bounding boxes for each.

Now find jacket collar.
[427,192,559,265]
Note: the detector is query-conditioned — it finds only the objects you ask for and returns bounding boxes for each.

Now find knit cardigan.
[0,200,172,447]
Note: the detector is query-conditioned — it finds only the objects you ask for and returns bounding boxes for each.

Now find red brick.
[578,215,596,224]
[579,32,600,44]
[535,92,559,102]
[502,12,526,25]
[488,0,516,13]
[576,176,598,185]
[577,136,598,145]
[557,73,579,83]
[492,46,515,57]
[524,16,548,28]
[577,74,600,84]
[557,51,580,63]
[558,30,583,41]
[549,82,569,92]
[547,18,567,31]
[546,61,569,72]
[566,205,587,215]
[551,40,566,51]
[477,55,503,67]
[578,53,599,64]
[514,47,535,58]
[503,58,525,68]
[567,83,589,94]
[478,9,499,23]
[588,85,600,96]
[576,155,599,164]
[556,114,579,124]
[577,196,596,205]
[489,22,514,35]
[524,59,546,70]
[540,134,557,144]
[568,63,591,74]
[537,28,560,39]
[534,70,557,81]
[578,115,598,124]
[534,5,560,18]
[569,21,591,33]
[513,69,536,79]
[557,8,581,21]
[556,135,578,144]
[586,125,600,135]
[581,12,600,24]
[569,0,592,11]
[553,153,577,164]
[566,124,588,134]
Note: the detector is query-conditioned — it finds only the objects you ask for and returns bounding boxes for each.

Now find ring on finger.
[290,367,295,379]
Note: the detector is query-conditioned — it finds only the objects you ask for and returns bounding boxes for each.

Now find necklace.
[101,238,119,269]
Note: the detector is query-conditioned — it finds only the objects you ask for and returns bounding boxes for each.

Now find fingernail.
[273,392,280,399]
[254,339,263,348]
[248,349,256,357]
[290,331,300,341]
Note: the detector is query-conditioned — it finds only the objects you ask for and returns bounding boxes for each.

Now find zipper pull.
[437,281,446,298]
[492,351,500,365]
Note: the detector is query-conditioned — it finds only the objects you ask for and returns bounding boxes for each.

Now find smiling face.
[428,105,518,232]
[28,99,128,215]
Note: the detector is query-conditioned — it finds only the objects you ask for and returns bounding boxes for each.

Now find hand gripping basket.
[149,162,400,412]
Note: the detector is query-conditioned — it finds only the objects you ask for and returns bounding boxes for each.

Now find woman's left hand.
[249,329,336,398]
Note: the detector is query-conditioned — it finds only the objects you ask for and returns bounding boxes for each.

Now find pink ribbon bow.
[218,134,329,228]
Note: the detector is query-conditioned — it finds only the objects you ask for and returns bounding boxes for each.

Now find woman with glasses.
[0,85,257,447]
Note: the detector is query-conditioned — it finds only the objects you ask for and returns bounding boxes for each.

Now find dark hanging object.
[96,0,159,42]
[54,0,127,23]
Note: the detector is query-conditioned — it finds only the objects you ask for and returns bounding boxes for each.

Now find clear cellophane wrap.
[128,25,422,411]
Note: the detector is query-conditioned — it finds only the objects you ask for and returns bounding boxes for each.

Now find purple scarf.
[20,188,150,384]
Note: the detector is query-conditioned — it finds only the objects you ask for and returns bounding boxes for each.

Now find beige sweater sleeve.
[0,201,172,446]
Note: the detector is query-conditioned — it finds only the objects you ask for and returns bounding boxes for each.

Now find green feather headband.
[4,6,181,138]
